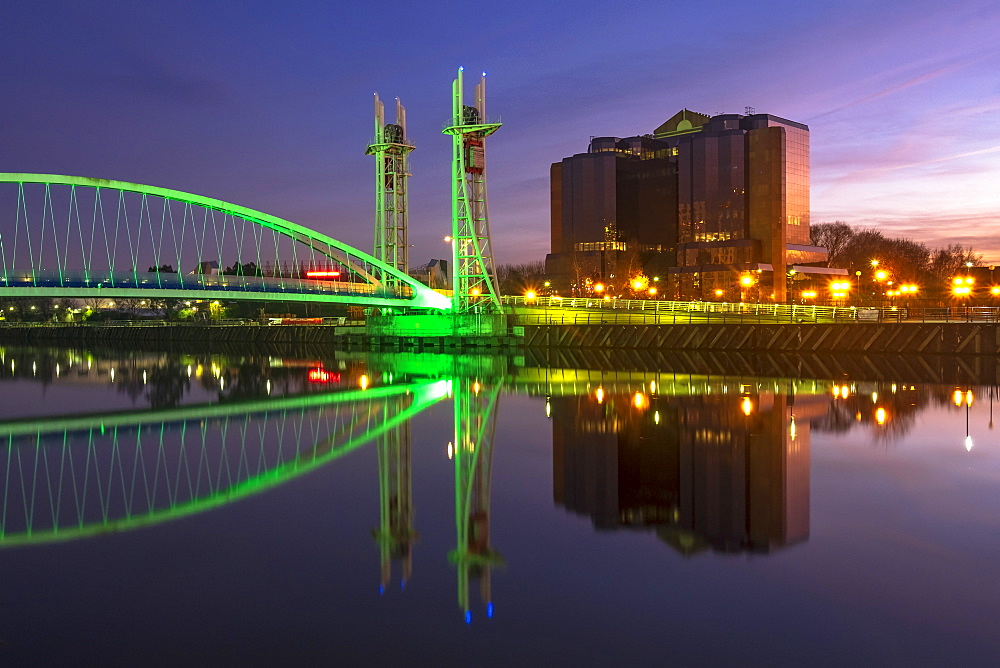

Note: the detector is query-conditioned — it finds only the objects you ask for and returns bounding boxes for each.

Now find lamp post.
[739,273,756,303]
[951,275,975,319]
[829,280,851,305]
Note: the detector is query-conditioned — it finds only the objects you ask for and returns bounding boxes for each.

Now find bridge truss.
[0,174,449,311]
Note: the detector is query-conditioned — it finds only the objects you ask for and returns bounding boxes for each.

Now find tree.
[115,298,147,317]
[810,221,854,265]
[495,261,546,294]
[223,261,262,276]
[928,244,983,281]
[147,264,176,273]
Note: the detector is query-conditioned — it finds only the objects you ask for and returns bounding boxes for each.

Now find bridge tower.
[366,94,414,288]
[374,397,416,592]
[442,68,503,314]
[450,376,503,621]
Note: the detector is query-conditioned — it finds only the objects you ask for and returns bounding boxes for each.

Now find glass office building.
[548,109,840,301]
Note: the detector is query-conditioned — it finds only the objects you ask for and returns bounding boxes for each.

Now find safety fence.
[502,296,1000,324]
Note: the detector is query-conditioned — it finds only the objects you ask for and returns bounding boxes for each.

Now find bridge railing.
[503,296,845,322]
[0,269,415,299]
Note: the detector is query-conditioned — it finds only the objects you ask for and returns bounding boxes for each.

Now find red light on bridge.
[305,270,341,278]
[308,368,342,383]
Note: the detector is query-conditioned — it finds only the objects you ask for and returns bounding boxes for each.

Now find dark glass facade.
[552,390,814,553]
[548,109,831,300]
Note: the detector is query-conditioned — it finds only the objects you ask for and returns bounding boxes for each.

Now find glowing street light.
[829,281,851,300]
[739,273,757,302]
[952,276,973,298]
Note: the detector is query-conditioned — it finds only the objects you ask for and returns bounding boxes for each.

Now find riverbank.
[1,320,997,356]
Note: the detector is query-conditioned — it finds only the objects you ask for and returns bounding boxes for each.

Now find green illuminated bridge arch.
[0,379,450,547]
[0,174,450,311]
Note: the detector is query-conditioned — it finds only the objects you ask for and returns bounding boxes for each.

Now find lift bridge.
[1,68,505,326]
[0,174,450,312]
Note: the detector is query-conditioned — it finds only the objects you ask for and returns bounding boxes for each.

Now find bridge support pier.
[365,312,509,338]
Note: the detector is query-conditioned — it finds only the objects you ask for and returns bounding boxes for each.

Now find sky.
[2,0,999,265]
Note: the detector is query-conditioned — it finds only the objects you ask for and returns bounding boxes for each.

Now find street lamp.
[952,276,974,301]
[739,273,756,302]
[829,280,851,302]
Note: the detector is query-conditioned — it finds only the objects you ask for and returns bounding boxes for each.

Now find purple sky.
[3,0,998,265]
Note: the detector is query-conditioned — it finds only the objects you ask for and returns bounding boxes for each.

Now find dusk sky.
[3,0,999,265]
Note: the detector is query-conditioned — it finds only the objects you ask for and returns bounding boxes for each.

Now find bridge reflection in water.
[0,346,888,618]
[0,345,507,619]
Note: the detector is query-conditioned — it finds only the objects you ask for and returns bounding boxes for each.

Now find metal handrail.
[502,296,1000,324]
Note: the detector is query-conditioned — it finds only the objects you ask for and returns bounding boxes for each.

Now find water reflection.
[0,367,449,546]
[551,389,816,555]
[0,344,997,631]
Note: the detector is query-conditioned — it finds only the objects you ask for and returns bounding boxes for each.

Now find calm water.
[0,345,997,665]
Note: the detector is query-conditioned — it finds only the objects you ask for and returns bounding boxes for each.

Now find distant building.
[409,258,450,290]
[191,260,220,275]
[548,109,844,301]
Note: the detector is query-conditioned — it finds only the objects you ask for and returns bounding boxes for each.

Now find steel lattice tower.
[442,68,503,314]
[366,94,414,288]
[374,398,415,593]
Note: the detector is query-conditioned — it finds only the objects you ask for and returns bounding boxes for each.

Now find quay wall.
[518,322,1000,355]
[1,321,998,356]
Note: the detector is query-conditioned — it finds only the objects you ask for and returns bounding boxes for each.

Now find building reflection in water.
[552,389,827,555]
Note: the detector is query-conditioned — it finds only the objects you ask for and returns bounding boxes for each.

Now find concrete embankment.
[0,323,519,352]
[0,323,345,346]
[1,320,998,356]
[517,321,1000,355]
